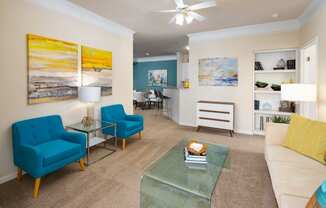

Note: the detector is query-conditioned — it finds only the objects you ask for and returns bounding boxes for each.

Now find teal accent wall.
[133,60,177,91]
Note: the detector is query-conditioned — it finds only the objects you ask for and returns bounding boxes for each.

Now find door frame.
[300,36,319,119]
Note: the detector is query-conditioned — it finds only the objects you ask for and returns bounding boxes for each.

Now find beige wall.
[0,0,133,181]
[180,31,300,133]
[300,1,326,121]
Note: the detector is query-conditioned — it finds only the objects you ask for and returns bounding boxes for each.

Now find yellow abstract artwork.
[82,46,113,96]
[27,34,78,104]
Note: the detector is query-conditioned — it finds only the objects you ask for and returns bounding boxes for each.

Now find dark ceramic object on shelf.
[271,84,281,91]
[254,100,260,110]
[273,67,285,70]
[255,81,268,88]
[255,62,264,71]
[287,60,296,70]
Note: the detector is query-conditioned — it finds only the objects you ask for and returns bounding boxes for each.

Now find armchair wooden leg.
[122,139,126,151]
[33,178,41,198]
[139,132,142,139]
[17,168,23,181]
[79,159,85,171]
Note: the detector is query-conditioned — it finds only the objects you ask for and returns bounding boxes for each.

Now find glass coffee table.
[66,120,117,166]
[140,139,230,208]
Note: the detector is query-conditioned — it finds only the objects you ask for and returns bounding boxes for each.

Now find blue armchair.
[12,115,86,198]
[101,104,144,150]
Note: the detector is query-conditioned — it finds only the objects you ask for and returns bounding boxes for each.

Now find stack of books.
[184,147,207,164]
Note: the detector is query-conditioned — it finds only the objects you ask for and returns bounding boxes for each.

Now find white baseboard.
[0,172,17,184]
[178,121,196,127]
[235,129,254,135]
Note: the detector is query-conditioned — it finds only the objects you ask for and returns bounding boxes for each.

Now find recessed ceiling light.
[145,52,150,56]
[185,46,190,50]
[272,13,279,18]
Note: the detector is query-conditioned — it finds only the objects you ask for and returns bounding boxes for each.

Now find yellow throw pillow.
[282,114,326,164]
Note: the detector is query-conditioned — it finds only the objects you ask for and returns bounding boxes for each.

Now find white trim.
[254,48,298,54]
[302,36,319,50]
[300,37,319,120]
[25,0,135,39]
[188,19,301,41]
[235,129,254,136]
[134,55,177,63]
[298,0,322,26]
[0,172,17,184]
[178,121,196,127]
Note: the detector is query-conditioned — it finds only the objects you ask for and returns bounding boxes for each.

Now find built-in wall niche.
[253,48,298,135]
[179,51,190,88]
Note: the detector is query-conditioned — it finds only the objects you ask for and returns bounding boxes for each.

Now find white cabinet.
[196,101,235,136]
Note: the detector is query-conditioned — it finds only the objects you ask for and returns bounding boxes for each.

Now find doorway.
[300,38,318,119]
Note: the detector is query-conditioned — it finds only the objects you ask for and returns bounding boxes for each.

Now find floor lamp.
[281,84,317,118]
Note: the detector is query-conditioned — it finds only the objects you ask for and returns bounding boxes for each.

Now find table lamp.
[79,87,101,126]
[281,84,317,102]
[281,84,317,118]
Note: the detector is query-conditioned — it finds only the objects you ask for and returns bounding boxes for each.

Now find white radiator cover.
[196,101,235,131]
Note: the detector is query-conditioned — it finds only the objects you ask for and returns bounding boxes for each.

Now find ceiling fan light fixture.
[185,15,194,24]
[176,13,184,25]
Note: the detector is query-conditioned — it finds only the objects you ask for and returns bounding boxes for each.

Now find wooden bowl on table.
[186,140,208,156]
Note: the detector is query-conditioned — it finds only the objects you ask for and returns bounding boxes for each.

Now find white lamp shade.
[79,87,101,103]
[281,84,317,102]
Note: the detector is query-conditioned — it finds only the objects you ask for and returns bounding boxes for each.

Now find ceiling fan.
[159,0,217,25]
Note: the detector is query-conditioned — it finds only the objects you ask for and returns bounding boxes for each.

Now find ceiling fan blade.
[189,11,206,21]
[169,15,177,24]
[175,0,185,8]
[158,9,178,13]
[188,1,217,11]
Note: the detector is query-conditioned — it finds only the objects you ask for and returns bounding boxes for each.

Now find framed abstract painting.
[198,57,238,86]
[148,69,167,87]
[81,46,113,96]
[27,34,79,104]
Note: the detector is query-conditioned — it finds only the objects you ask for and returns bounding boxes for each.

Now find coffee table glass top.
[66,120,114,133]
[143,139,230,200]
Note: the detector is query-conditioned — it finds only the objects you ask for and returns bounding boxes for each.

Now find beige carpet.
[0,109,277,208]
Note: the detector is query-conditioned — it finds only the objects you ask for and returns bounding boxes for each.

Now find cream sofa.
[265,123,326,208]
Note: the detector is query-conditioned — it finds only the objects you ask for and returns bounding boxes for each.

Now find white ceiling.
[69,0,312,57]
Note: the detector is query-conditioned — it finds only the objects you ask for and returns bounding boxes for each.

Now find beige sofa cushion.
[265,145,326,171]
[280,194,309,208]
[268,161,325,199]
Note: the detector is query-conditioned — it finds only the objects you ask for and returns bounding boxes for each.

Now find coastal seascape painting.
[199,57,238,86]
[27,34,78,104]
[82,46,112,96]
[148,69,167,87]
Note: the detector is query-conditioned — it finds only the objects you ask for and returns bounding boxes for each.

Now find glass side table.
[66,120,117,166]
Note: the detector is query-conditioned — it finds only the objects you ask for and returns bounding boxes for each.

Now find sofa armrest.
[103,120,127,137]
[61,131,86,149]
[125,114,143,123]
[265,123,289,145]
[116,120,127,132]
[19,144,42,172]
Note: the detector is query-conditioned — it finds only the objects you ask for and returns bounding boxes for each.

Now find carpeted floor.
[0,109,277,208]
